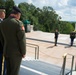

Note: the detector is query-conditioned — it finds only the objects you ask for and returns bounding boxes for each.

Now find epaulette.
[16,19,25,31]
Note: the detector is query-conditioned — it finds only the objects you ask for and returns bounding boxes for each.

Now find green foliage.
[5,0,15,18]
[0,0,5,7]
[18,2,75,34]
[59,21,74,34]
[0,1,74,34]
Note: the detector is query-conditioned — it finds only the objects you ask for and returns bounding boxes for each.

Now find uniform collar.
[9,16,16,18]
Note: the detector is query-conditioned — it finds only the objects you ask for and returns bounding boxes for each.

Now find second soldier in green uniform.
[0,6,26,75]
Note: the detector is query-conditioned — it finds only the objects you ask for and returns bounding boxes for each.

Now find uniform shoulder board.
[16,19,25,31]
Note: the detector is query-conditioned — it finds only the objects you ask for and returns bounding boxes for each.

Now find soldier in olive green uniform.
[0,6,26,75]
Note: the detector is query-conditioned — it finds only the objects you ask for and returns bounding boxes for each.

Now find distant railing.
[60,53,75,75]
[26,43,39,59]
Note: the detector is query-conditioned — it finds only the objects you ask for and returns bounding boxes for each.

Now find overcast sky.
[14,0,76,21]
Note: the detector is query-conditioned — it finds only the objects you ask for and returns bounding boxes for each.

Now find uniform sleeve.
[0,30,4,45]
[0,24,4,52]
[16,21,26,56]
[0,24,4,45]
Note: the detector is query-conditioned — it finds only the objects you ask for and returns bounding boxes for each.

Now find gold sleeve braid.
[1,55,5,75]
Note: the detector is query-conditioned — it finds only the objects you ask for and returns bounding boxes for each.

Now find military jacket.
[0,17,26,57]
[70,32,75,39]
[55,31,59,38]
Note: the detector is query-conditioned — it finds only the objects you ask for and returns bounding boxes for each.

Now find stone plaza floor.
[25,31,76,69]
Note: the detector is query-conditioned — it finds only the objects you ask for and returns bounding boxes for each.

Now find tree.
[60,21,74,34]
[18,2,73,34]
[0,0,5,7]
[5,0,15,18]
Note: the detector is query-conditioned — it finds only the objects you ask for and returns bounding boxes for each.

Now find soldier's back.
[0,17,24,56]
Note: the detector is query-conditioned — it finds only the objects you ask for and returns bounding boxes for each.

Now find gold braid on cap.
[0,9,5,12]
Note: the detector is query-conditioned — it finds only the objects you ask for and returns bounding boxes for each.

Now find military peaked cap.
[13,6,21,13]
[0,7,5,12]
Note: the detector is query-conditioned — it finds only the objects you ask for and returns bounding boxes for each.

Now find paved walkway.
[25,31,76,69]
